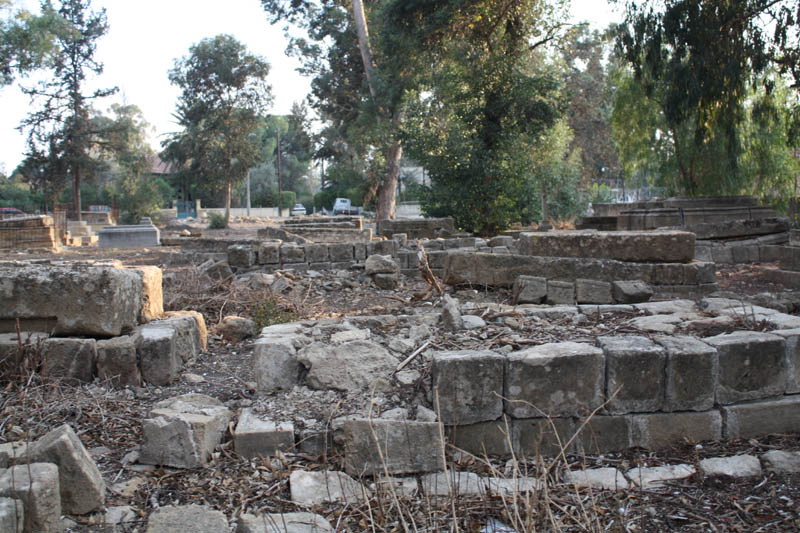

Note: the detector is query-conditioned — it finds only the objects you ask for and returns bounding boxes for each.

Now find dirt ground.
[2,226,800,531]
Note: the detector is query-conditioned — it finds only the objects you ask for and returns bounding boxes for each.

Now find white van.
[333,198,353,215]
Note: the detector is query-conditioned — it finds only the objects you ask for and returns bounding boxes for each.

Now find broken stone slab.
[140,394,232,469]
[333,418,444,475]
[512,275,546,304]
[760,450,800,473]
[289,470,368,506]
[627,314,682,334]
[0,261,143,336]
[29,424,105,514]
[432,350,504,425]
[420,471,484,496]
[136,325,180,386]
[0,463,60,533]
[635,299,699,316]
[297,340,396,392]
[330,329,369,344]
[237,511,334,533]
[612,280,653,304]
[198,259,234,280]
[626,464,696,489]
[705,331,787,404]
[40,337,96,383]
[441,294,463,330]
[598,336,666,414]
[253,328,308,393]
[0,497,23,533]
[234,409,295,458]
[505,342,604,418]
[654,335,717,412]
[364,254,399,274]
[97,335,140,387]
[156,311,208,360]
[563,467,629,490]
[483,476,540,495]
[518,230,696,263]
[219,316,257,343]
[145,504,229,533]
[699,455,762,478]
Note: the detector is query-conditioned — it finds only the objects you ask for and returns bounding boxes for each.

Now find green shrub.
[280,191,296,210]
[250,297,296,328]
[207,212,227,229]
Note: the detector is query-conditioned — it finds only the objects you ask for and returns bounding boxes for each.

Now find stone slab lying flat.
[238,511,334,532]
[627,464,695,489]
[760,450,800,473]
[289,470,367,506]
[563,468,629,490]
[234,409,294,458]
[699,455,761,478]
[145,505,228,533]
[518,230,696,263]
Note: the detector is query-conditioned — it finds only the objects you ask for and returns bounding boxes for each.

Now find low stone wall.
[0,216,60,251]
[518,230,695,263]
[376,217,455,239]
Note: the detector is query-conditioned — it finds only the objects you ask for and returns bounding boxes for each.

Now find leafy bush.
[250,297,296,328]
[207,211,227,229]
[280,191,296,210]
[314,188,337,211]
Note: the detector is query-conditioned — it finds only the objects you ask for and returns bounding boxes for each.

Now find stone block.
[431,350,505,425]
[505,342,604,418]
[29,424,105,514]
[599,336,665,414]
[654,335,717,411]
[40,337,96,383]
[0,262,142,337]
[574,415,632,455]
[298,340,396,392]
[253,333,303,392]
[547,280,575,304]
[365,254,400,274]
[0,442,28,468]
[280,243,305,264]
[518,230,695,262]
[257,242,281,264]
[98,224,160,248]
[564,467,629,490]
[367,240,396,256]
[514,418,575,458]
[353,242,367,261]
[612,280,653,304]
[136,326,180,386]
[237,511,333,533]
[488,236,513,248]
[146,505,228,533]
[513,275,546,304]
[627,464,695,489]
[427,250,449,269]
[96,336,140,387]
[289,470,367,506]
[760,450,800,473]
[699,455,761,478]
[377,218,454,239]
[631,411,722,449]
[705,331,787,404]
[334,418,443,475]
[447,418,513,456]
[234,409,294,458]
[575,279,613,304]
[219,316,257,342]
[140,394,232,469]
[423,240,444,251]
[129,266,164,322]
[0,497,23,533]
[303,243,328,263]
[442,238,460,249]
[773,328,800,393]
[328,243,354,262]
[153,312,205,363]
[722,396,800,439]
[0,463,60,533]
[228,244,256,268]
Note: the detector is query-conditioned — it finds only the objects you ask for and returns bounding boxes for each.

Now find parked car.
[290,203,306,216]
[0,207,25,219]
[333,197,357,215]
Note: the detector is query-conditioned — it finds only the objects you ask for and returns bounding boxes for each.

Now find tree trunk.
[225,180,231,227]
[377,139,402,221]
[352,0,377,100]
[72,164,81,221]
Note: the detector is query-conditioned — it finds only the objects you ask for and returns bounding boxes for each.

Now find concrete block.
[575,279,613,304]
[574,415,632,455]
[773,328,800,393]
[140,394,232,468]
[505,342,604,418]
[146,505,228,533]
[304,243,329,263]
[40,337,96,383]
[722,396,800,439]
[253,332,304,392]
[432,350,504,425]
[328,243,354,262]
[513,418,575,458]
[257,242,281,264]
[29,424,105,514]
[547,280,575,304]
[0,463,60,533]
[234,409,294,458]
[228,244,255,268]
[136,326,180,386]
[612,280,653,304]
[447,419,513,457]
[654,335,717,411]
[333,418,443,475]
[705,331,787,404]
[631,411,722,449]
[97,335,140,387]
[513,275,546,304]
[280,243,305,264]
[0,497,23,533]
[599,336,665,414]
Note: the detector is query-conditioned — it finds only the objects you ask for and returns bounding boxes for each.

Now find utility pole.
[246,169,251,216]
[276,128,282,217]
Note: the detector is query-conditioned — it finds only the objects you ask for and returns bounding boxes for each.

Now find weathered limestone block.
[253,327,307,392]
[373,273,400,289]
[333,418,444,475]
[129,266,164,321]
[297,340,396,392]
[304,243,329,264]
[29,424,105,514]
[574,415,632,455]
[140,394,232,469]
[705,331,787,404]
[0,262,142,336]
[631,411,722,449]
[518,230,695,262]
[699,455,762,478]
[328,243,354,262]
[627,464,696,489]
[722,396,800,439]
[228,244,256,268]
[612,280,653,304]
[97,336,140,387]
[365,254,399,274]
[145,505,228,533]
[513,275,546,304]
[654,335,717,412]
[514,418,575,457]
[598,336,665,414]
[154,311,207,362]
[0,497,23,533]
[0,441,28,468]
[421,471,484,496]
[98,224,160,249]
[366,240,396,256]
[234,409,295,458]
[237,511,333,533]
[773,328,800,393]
[256,242,281,264]
[575,279,613,304]
[0,463,60,533]
[440,295,463,331]
[761,450,800,473]
[377,217,454,239]
[198,259,233,280]
[506,342,604,418]
[432,350,504,425]
[547,280,575,305]
[353,242,367,261]
[447,419,513,457]
[40,337,96,383]
[564,468,629,490]
[219,316,257,342]
[281,243,306,264]
[136,326,180,386]
[290,470,367,506]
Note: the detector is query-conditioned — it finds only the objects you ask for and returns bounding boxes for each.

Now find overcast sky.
[0,0,622,175]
